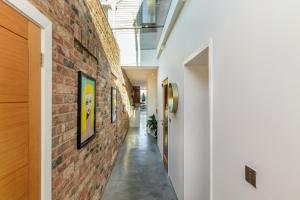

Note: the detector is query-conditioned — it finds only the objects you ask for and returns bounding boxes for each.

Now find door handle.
[161,120,168,127]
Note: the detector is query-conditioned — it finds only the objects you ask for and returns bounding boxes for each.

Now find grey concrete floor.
[102,111,178,200]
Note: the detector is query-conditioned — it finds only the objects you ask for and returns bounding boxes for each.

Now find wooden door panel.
[28,21,41,200]
[0,2,41,199]
[0,26,28,102]
[0,1,28,39]
[19,195,28,200]
[0,103,28,154]
[0,166,28,200]
[0,26,28,72]
[0,143,28,180]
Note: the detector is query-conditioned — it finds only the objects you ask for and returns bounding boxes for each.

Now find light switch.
[245,165,256,188]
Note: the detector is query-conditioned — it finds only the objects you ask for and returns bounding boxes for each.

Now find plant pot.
[148,129,157,138]
[147,127,152,134]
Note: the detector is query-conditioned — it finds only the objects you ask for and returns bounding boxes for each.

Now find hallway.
[2,0,300,199]
[102,111,177,200]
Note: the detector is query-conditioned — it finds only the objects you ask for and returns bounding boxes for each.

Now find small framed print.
[77,71,96,149]
[111,87,117,123]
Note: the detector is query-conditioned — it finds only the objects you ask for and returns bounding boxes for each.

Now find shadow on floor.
[102,111,177,200]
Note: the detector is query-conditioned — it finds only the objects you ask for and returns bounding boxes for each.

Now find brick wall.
[28,0,132,199]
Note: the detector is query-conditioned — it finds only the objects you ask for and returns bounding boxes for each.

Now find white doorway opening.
[183,40,214,200]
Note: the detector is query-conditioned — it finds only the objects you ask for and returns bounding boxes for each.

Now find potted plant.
[147,114,157,138]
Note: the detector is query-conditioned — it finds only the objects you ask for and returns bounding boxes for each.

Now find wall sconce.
[168,83,179,113]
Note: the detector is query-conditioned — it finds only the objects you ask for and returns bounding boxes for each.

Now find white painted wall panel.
[147,75,157,118]
[157,0,300,199]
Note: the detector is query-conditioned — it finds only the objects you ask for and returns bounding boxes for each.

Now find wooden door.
[133,86,141,104]
[162,79,168,171]
[0,1,41,200]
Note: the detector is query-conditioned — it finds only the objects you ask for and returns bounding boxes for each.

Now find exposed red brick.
[28,1,132,199]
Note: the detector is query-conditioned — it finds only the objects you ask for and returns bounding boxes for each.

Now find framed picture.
[77,71,96,149]
[111,87,117,123]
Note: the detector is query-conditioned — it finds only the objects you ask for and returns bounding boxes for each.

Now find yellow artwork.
[78,72,96,149]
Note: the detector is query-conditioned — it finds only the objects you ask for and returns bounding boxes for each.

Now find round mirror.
[168,83,179,113]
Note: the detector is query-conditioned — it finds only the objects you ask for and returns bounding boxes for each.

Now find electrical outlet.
[245,166,256,188]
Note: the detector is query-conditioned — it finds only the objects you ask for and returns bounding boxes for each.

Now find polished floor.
[102,111,177,200]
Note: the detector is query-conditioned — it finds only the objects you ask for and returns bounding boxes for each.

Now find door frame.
[183,38,214,200]
[162,78,169,172]
[4,0,52,199]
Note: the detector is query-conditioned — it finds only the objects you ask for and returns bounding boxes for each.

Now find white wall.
[147,74,157,118]
[116,30,158,66]
[157,37,185,200]
[130,106,140,127]
[157,0,300,199]
[140,50,159,67]
[115,30,137,66]
[184,64,209,200]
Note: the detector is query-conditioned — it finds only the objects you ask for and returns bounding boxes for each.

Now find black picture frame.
[77,71,96,149]
[111,87,117,123]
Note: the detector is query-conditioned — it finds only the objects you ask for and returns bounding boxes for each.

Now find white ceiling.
[123,67,157,89]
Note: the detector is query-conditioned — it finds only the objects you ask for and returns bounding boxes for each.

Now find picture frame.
[111,87,117,123]
[77,71,96,149]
